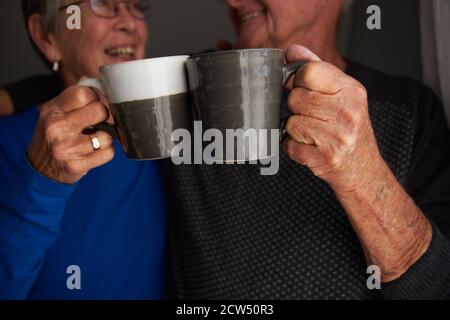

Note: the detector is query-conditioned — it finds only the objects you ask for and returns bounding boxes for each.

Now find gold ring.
[91,135,101,151]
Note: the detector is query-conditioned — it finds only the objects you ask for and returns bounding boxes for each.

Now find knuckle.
[285,139,296,156]
[285,139,307,165]
[68,86,97,106]
[323,148,342,169]
[40,102,54,116]
[287,143,301,162]
[329,154,342,169]
[337,108,359,131]
[50,141,66,160]
[292,150,306,165]
[98,147,115,164]
[91,102,109,120]
[105,147,115,160]
[353,84,368,101]
[44,120,63,141]
[307,90,322,107]
[335,91,348,107]
[337,132,355,150]
[103,133,113,146]
[286,117,302,139]
[63,160,82,176]
[300,62,317,85]
[77,87,96,105]
[302,61,326,84]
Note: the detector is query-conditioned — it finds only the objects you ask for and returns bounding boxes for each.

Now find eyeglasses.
[60,0,152,20]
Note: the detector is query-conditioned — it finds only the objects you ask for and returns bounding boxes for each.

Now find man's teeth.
[241,11,264,23]
[106,47,136,56]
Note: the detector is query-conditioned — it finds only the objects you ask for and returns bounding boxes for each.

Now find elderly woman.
[166,0,450,299]
[0,0,166,299]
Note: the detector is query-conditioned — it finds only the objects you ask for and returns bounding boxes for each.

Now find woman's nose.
[113,3,138,32]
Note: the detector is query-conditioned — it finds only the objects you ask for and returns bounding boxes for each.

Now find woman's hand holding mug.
[27,85,114,184]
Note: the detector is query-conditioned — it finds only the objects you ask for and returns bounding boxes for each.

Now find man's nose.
[114,3,138,32]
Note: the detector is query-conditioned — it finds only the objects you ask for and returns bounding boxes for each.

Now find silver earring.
[52,61,59,72]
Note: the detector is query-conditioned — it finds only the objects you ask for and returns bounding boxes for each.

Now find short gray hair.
[22,0,67,34]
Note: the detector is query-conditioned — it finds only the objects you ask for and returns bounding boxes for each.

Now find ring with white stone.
[91,135,101,151]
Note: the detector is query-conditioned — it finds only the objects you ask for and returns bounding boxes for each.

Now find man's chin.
[237,40,269,50]
[236,34,271,49]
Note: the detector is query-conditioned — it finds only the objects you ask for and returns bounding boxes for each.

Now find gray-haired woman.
[0,0,167,300]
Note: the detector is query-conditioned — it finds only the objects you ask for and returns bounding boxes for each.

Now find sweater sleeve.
[380,85,450,300]
[381,223,450,299]
[0,147,76,299]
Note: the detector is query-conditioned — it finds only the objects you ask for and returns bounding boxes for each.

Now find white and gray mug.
[80,55,192,160]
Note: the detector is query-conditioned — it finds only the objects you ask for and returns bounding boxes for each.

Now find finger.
[66,146,115,176]
[47,86,101,113]
[88,87,112,123]
[76,77,109,107]
[288,87,340,121]
[285,44,321,64]
[286,115,318,145]
[91,87,108,105]
[293,61,357,94]
[65,102,110,132]
[283,136,324,168]
[286,114,338,147]
[70,131,115,156]
[77,77,103,94]
[82,146,115,170]
[76,77,111,122]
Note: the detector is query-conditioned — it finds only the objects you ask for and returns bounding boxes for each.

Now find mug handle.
[280,61,307,141]
[77,78,118,139]
[282,60,307,85]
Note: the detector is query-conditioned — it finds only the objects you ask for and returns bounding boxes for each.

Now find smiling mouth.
[240,11,265,23]
[105,46,136,58]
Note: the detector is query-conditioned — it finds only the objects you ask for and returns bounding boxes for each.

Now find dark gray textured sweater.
[4,62,450,300]
[164,61,450,300]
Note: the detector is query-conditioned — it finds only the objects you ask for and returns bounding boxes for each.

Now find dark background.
[0,0,421,86]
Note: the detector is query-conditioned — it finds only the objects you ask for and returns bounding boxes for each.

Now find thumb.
[285,44,321,64]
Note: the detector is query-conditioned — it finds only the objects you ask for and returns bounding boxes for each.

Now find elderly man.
[164,0,450,299]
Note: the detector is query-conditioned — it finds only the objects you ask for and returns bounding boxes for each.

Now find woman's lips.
[104,46,136,58]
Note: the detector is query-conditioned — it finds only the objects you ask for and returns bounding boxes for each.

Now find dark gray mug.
[186,48,305,163]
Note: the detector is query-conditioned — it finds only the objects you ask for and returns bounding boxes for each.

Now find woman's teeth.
[106,46,136,57]
[241,11,264,23]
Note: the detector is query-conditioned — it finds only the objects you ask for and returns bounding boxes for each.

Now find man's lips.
[241,11,264,23]
[239,10,265,24]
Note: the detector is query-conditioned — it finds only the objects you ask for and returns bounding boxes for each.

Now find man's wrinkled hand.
[283,45,384,193]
